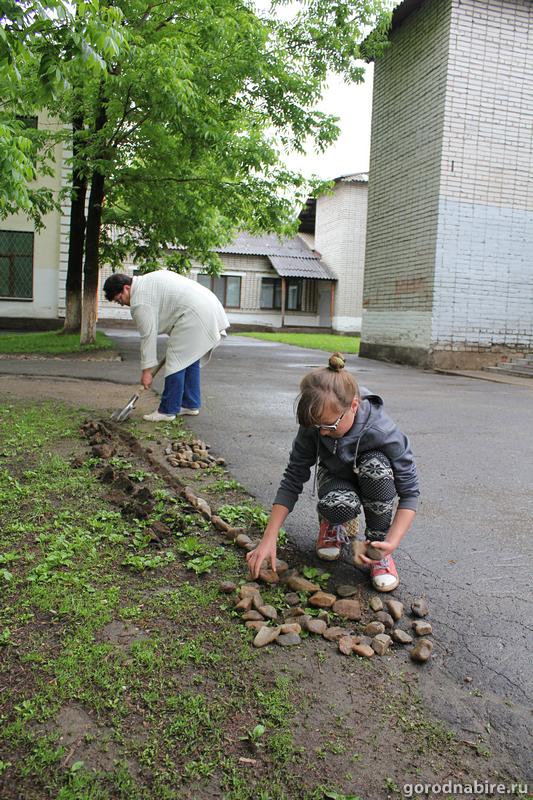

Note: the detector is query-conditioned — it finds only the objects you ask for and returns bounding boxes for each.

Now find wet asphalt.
[1,328,532,778]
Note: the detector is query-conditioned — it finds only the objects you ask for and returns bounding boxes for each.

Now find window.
[260,277,304,311]
[0,230,34,300]
[197,274,241,308]
[260,277,281,309]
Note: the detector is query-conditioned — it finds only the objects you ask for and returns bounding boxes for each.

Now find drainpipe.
[330,281,335,330]
[281,276,287,328]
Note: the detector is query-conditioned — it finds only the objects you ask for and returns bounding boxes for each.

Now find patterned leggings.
[316,450,396,542]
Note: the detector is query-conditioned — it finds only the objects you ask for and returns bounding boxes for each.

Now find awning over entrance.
[268,254,335,280]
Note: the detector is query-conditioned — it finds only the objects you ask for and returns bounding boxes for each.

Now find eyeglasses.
[314,411,346,431]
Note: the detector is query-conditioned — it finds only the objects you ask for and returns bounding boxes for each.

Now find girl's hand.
[359,539,396,565]
[246,539,277,580]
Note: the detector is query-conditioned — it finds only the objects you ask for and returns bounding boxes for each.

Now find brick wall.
[315,181,367,333]
[361,0,533,367]
[433,0,533,355]
[361,0,452,359]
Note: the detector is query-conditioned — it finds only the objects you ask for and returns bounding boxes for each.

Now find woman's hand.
[141,369,153,389]
[246,538,277,580]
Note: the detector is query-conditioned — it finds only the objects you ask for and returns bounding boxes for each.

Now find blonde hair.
[296,352,359,427]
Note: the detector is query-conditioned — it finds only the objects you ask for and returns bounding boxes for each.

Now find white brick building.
[313,174,368,333]
[0,112,70,328]
[361,0,533,368]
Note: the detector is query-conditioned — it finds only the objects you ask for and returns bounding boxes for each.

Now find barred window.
[0,230,34,300]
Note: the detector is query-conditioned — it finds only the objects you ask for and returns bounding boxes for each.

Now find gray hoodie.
[274,389,420,513]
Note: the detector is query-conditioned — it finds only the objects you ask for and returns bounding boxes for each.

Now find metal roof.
[269,255,335,280]
[216,232,335,281]
[216,231,313,257]
[334,172,369,184]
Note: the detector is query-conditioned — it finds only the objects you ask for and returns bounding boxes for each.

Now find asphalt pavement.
[1,328,532,778]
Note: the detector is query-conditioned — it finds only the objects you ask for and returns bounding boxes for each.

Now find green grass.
[0,330,114,354]
[234,331,360,354]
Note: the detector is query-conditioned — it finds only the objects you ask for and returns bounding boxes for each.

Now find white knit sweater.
[130,271,229,375]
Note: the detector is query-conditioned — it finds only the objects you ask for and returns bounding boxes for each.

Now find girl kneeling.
[246,353,420,592]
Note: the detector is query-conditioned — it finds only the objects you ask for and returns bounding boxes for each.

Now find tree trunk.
[80,170,105,345]
[63,114,87,334]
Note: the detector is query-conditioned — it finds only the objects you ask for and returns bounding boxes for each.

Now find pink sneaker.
[316,518,358,561]
[370,555,399,592]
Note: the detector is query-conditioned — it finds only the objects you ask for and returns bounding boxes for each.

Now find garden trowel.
[111,358,166,423]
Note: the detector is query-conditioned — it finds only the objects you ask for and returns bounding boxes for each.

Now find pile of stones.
[170,482,435,664]
[164,439,226,470]
[220,574,433,663]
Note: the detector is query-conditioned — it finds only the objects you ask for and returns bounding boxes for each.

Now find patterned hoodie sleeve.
[273,427,318,512]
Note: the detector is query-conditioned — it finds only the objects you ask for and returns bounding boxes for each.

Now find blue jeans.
[158,360,201,415]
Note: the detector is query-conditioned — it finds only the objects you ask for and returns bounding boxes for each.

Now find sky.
[279,63,375,181]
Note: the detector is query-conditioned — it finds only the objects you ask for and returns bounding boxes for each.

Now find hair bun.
[328,352,345,372]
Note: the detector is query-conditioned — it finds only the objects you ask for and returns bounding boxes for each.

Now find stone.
[336,584,359,598]
[352,540,368,567]
[373,611,394,629]
[306,618,328,635]
[285,593,301,607]
[242,610,265,621]
[195,498,212,518]
[245,621,268,631]
[352,643,374,659]
[212,515,232,532]
[235,534,252,548]
[332,599,362,620]
[183,486,197,505]
[371,633,392,656]
[276,633,301,647]
[392,628,413,645]
[364,621,385,637]
[219,581,237,594]
[292,614,312,631]
[317,610,329,622]
[251,594,265,611]
[258,605,278,621]
[338,635,361,656]
[410,638,433,663]
[322,626,349,642]
[235,596,253,612]
[253,626,280,648]
[274,559,289,574]
[287,575,320,593]
[258,569,280,584]
[366,543,384,561]
[239,583,260,598]
[369,596,384,612]
[411,598,430,618]
[283,606,305,619]
[280,623,302,635]
[280,568,299,583]
[308,591,337,609]
[412,620,433,637]
[386,599,404,621]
